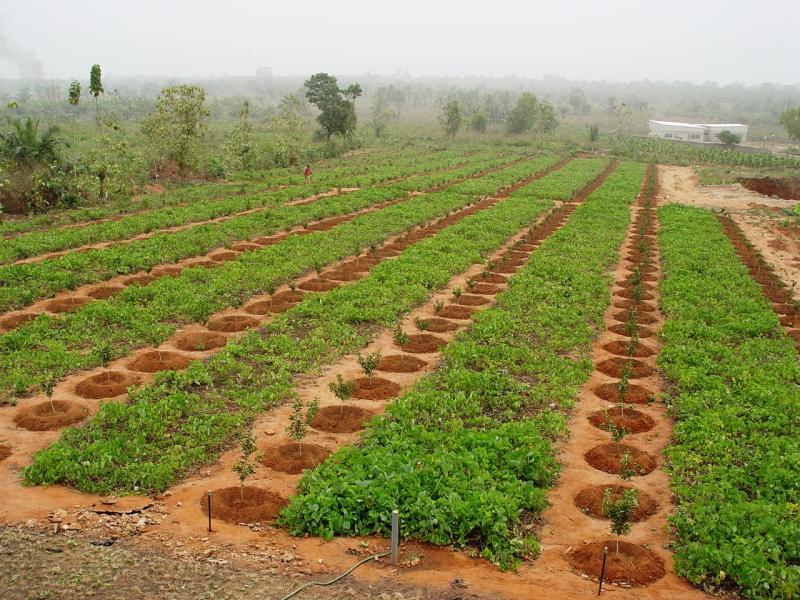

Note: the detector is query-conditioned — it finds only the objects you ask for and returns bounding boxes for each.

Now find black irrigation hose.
[277,551,391,600]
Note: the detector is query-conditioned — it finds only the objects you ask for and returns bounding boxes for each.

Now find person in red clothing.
[303,164,313,183]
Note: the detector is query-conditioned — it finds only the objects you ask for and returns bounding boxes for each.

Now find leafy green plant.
[357,351,381,383]
[329,374,354,415]
[602,488,638,555]
[232,433,259,501]
[285,396,320,454]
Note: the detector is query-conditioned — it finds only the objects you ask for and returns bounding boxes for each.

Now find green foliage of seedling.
[602,488,638,555]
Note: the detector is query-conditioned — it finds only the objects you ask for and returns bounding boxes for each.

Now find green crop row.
[280,163,645,569]
[658,205,800,599]
[0,153,542,311]
[0,149,507,263]
[0,145,452,238]
[22,159,596,494]
[0,155,573,402]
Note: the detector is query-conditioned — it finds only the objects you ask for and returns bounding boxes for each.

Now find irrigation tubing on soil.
[276,551,391,600]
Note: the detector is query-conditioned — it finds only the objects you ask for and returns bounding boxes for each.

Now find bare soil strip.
[536,168,705,597]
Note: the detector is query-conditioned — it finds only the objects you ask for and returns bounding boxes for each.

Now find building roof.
[649,120,747,128]
[648,120,705,129]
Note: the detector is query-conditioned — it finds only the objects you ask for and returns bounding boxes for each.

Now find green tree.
[602,488,638,555]
[285,396,319,455]
[370,91,394,138]
[0,118,64,169]
[89,64,104,127]
[780,106,800,142]
[507,93,539,134]
[439,100,462,139]
[68,81,81,108]
[221,100,255,172]
[329,374,354,415]
[470,111,488,133]
[536,100,559,134]
[141,84,210,171]
[232,433,260,501]
[588,124,600,150]
[304,73,362,141]
[716,130,741,146]
[269,94,306,166]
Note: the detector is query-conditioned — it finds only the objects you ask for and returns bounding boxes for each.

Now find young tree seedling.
[393,326,409,355]
[619,450,638,480]
[329,374,354,416]
[286,396,320,456]
[415,317,429,331]
[602,488,638,555]
[452,286,463,299]
[466,278,476,290]
[433,301,444,315]
[42,374,57,413]
[357,351,381,385]
[232,433,260,501]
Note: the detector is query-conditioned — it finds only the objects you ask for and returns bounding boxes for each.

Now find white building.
[648,120,748,144]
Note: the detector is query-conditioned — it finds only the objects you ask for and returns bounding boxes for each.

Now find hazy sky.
[0,0,797,84]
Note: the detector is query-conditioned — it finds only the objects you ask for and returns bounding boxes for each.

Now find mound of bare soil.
[416,317,458,333]
[299,279,339,292]
[608,324,656,338]
[467,283,503,295]
[350,377,401,401]
[261,443,331,474]
[584,443,657,476]
[456,294,490,306]
[613,299,657,312]
[128,350,191,373]
[87,284,125,300]
[740,176,800,200]
[574,485,658,521]
[0,312,40,330]
[612,309,659,326]
[173,330,228,351]
[0,444,11,462]
[14,400,89,431]
[596,357,656,379]
[244,299,295,315]
[400,334,446,354]
[150,265,184,277]
[200,487,286,524]
[773,303,799,316]
[615,288,655,302]
[492,263,520,274]
[208,251,240,263]
[437,305,475,319]
[593,382,653,404]
[567,541,665,586]
[323,270,362,282]
[184,259,218,269]
[377,355,427,373]
[207,314,260,333]
[75,371,138,399]
[588,407,656,434]
[477,273,507,284]
[231,242,263,252]
[601,340,656,358]
[272,290,305,304]
[311,405,373,433]
[121,274,157,286]
[43,296,91,313]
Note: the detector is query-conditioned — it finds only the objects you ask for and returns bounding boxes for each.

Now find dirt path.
[658,164,800,300]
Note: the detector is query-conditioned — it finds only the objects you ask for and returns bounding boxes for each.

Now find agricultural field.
[0,136,799,600]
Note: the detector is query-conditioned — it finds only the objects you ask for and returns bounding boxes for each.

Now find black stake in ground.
[598,545,608,595]
[206,490,212,532]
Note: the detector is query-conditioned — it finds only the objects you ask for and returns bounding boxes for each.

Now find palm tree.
[0,117,65,168]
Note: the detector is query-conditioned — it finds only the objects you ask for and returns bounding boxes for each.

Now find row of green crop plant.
[21,160,590,494]
[657,205,800,599]
[0,156,579,402]
[279,162,645,570]
[0,144,443,238]
[0,149,510,263]
[444,157,603,197]
[0,154,559,312]
[609,136,800,169]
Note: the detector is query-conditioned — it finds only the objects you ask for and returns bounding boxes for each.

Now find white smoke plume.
[0,29,44,79]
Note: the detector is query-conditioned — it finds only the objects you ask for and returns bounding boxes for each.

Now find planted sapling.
[286,396,320,455]
[329,374,354,415]
[602,488,638,555]
[232,433,260,501]
[415,317,429,331]
[619,450,637,480]
[433,301,444,315]
[42,374,57,413]
[452,286,463,299]
[393,326,409,354]
[357,351,381,385]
